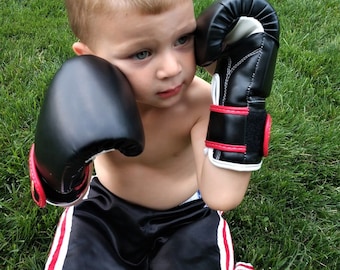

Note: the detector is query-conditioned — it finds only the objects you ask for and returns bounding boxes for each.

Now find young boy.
[29,0,279,269]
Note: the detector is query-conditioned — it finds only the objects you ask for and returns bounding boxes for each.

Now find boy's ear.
[72,42,93,56]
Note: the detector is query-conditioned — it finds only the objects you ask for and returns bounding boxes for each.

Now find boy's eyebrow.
[111,19,197,56]
[174,21,196,37]
[181,20,197,32]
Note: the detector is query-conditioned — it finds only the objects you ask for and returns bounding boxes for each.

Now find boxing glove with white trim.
[29,55,144,207]
[195,0,280,171]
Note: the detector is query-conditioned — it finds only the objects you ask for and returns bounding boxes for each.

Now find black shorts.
[45,177,253,270]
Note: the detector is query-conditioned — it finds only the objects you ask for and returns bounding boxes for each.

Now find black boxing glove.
[195,0,280,171]
[29,55,144,207]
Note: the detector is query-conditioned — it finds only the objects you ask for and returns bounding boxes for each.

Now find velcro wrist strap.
[206,105,249,150]
[205,104,271,170]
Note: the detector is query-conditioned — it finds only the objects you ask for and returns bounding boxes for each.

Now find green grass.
[1,0,339,269]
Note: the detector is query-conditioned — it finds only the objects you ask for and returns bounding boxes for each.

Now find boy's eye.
[175,35,191,46]
[133,50,151,60]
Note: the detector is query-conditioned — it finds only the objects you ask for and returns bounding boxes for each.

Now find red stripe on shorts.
[47,208,69,270]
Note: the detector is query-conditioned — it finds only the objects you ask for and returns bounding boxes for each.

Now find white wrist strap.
[205,147,262,171]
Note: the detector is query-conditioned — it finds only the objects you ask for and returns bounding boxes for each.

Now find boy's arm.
[193,0,280,210]
[191,112,251,211]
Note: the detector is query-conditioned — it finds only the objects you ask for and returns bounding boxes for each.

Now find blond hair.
[65,0,189,45]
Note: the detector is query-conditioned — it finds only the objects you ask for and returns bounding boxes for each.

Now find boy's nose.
[156,51,182,79]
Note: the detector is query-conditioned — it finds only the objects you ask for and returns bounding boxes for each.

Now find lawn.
[1,0,339,269]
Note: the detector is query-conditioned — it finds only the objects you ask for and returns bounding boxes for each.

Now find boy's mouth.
[157,84,182,99]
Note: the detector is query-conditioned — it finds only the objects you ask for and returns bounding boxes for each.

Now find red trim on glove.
[263,114,272,157]
[29,144,47,208]
[74,166,90,191]
[210,105,249,115]
[205,140,246,153]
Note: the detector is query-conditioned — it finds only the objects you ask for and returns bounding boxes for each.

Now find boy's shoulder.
[190,75,211,93]
[185,75,212,108]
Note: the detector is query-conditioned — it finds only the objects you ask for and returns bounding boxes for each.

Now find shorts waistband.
[180,191,201,205]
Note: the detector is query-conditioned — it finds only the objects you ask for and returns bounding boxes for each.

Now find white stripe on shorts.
[45,206,74,270]
[217,211,235,270]
[216,211,254,270]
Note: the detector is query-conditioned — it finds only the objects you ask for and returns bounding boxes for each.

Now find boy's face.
[85,0,197,109]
